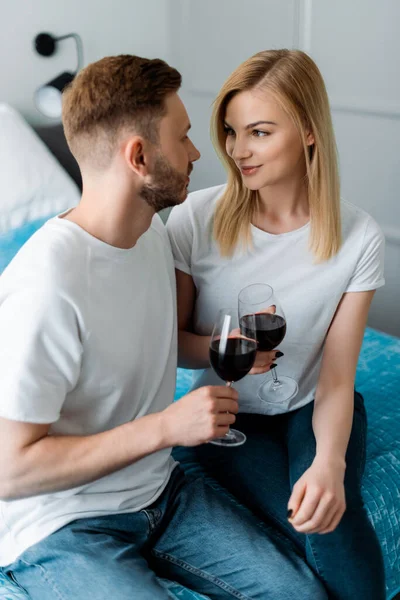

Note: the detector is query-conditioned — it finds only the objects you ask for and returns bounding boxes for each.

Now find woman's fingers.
[319,506,346,534]
[249,365,273,375]
[293,495,336,533]
[287,479,307,521]
[289,486,321,527]
[249,349,282,374]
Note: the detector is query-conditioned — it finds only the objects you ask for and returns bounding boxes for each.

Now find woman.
[166,49,386,598]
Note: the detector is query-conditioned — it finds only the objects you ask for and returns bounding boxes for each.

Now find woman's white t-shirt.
[167,184,385,415]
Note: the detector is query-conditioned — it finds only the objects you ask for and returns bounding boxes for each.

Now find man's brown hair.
[62,54,182,169]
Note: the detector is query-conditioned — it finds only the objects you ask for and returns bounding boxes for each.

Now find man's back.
[0,212,177,565]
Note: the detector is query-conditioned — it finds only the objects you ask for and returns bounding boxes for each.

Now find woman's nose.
[231,139,252,161]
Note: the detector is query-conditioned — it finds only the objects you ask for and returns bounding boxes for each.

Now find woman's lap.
[173,411,304,551]
[174,392,386,599]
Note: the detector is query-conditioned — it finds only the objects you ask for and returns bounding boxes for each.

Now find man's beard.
[140,153,191,212]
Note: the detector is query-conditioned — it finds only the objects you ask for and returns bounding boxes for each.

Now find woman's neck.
[253,178,309,234]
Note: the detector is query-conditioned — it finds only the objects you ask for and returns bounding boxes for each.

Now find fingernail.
[275,351,284,358]
[270,363,277,369]
[287,509,293,519]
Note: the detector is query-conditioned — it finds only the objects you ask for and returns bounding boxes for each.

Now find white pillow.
[0,104,79,233]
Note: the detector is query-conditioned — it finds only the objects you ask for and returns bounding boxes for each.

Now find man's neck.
[63,187,155,250]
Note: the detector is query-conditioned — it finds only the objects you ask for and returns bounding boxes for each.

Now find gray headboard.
[35,124,82,191]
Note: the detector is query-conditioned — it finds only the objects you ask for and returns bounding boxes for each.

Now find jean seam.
[17,557,67,600]
[305,536,326,581]
[151,550,252,600]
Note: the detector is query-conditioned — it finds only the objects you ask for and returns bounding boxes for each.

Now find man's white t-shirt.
[0,213,177,566]
[167,184,385,415]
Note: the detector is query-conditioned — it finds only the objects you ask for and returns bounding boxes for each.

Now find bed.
[0,104,399,600]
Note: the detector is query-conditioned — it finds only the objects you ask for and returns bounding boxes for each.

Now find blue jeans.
[173,392,386,600]
[2,466,327,600]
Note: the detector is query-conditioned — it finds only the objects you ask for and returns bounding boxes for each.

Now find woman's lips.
[240,165,261,176]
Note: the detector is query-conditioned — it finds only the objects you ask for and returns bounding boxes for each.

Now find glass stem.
[271,368,282,390]
[224,381,235,439]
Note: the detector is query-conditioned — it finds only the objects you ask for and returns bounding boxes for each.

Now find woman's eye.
[253,130,269,137]
[224,127,235,136]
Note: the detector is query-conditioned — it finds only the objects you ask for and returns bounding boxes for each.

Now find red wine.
[240,313,286,351]
[209,337,257,382]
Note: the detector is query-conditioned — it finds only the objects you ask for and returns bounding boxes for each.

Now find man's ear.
[124,136,150,176]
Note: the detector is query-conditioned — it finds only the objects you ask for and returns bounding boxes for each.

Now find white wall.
[0,0,171,125]
[2,0,399,335]
[170,0,400,337]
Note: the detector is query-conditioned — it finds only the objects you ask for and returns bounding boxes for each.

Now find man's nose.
[190,140,201,162]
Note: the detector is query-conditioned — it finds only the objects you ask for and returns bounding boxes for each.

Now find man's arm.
[0,384,239,501]
[0,413,165,500]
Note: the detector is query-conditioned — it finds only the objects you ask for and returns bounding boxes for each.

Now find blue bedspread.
[0,223,399,599]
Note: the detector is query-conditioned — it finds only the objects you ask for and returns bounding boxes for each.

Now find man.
[0,55,327,599]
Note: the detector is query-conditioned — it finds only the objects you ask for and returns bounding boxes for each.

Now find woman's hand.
[249,349,281,374]
[229,325,282,375]
[287,456,346,534]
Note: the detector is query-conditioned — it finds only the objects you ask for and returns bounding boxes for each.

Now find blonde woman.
[167,50,386,599]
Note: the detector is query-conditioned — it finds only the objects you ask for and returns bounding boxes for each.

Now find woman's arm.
[313,289,375,462]
[175,269,278,372]
[288,289,375,534]
[176,269,210,369]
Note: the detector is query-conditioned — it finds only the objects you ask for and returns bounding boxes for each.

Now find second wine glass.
[209,308,257,447]
[238,283,298,404]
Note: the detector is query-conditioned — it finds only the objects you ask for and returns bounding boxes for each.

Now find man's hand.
[161,386,239,447]
[287,456,346,534]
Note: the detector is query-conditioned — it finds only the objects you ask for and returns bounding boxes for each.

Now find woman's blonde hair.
[211,49,341,262]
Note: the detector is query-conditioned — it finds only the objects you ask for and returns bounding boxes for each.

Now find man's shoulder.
[1,217,88,296]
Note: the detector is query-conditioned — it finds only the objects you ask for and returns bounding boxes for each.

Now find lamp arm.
[55,33,83,73]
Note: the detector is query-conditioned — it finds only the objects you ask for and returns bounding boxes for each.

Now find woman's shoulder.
[341,200,384,243]
[168,183,226,231]
[186,183,227,215]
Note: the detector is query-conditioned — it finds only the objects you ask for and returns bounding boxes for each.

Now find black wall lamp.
[33,32,83,118]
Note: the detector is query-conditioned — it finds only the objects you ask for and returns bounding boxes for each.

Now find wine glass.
[238,283,298,404]
[209,308,257,447]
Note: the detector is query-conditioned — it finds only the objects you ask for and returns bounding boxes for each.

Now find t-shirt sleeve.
[166,202,194,275]
[0,287,83,423]
[345,217,385,293]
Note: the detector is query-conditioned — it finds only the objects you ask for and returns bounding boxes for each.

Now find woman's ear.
[306,130,315,147]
